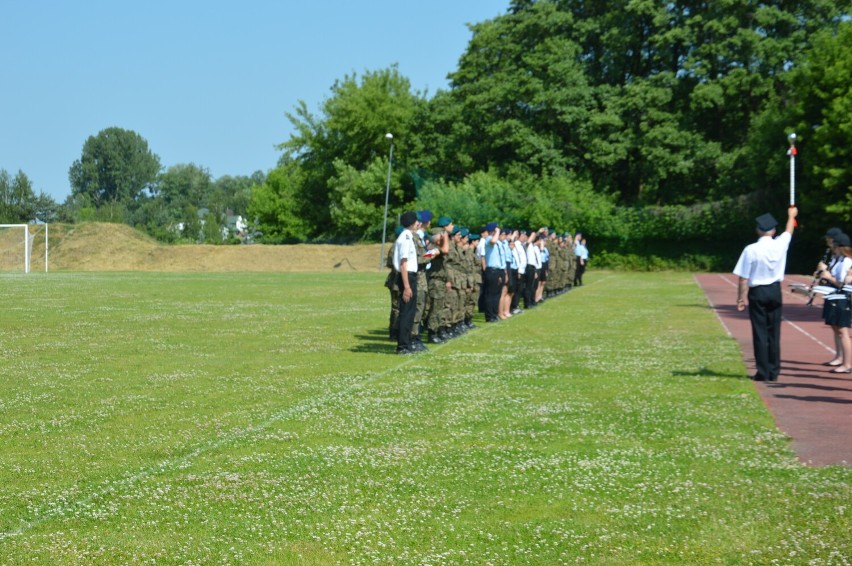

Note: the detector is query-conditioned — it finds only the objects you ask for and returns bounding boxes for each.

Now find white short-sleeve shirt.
[733,232,792,287]
[393,229,418,273]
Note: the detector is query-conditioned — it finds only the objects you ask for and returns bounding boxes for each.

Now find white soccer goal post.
[0,224,48,273]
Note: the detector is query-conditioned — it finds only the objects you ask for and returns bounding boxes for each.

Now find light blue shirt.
[484,240,504,269]
[505,241,518,269]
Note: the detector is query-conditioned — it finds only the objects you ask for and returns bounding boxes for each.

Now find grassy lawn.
[0,271,849,564]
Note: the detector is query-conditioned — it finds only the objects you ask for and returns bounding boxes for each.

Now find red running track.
[695,273,851,467]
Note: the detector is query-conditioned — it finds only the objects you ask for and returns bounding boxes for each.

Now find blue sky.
[1,1,508,202]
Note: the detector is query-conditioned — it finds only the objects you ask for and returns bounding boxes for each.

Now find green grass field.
[1,271,849,564]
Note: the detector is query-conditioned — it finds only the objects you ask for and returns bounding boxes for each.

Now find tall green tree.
[69,127,161,207]
[248,161,313,242]
[154,163,214,241]
[328,155,406,241]
[155,163,212,208]
[276,66,426,237]
[789,21,852,223]
[449,2,593,177]
[0,169,41,223]
[451,0,848,205]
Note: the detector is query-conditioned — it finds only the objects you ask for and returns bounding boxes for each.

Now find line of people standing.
[387,211,590,355]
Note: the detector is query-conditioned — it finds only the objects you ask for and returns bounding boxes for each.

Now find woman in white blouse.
[817,233,852,373]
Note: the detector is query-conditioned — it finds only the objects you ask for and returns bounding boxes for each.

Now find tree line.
[250,0,850,270]
[1,126,263,244]
[4,1,850,268]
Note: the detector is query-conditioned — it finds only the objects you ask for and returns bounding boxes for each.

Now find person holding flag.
[733,206,799,382]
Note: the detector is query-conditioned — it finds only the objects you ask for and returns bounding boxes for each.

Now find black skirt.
[823,295,852,327]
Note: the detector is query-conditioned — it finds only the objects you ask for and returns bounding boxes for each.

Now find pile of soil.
[1,223,386,273]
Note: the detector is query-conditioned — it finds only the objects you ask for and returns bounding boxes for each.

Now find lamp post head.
[385,133,393,140]
[788,132,797,145]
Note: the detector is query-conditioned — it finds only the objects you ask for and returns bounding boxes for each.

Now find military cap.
[436,216,453,227]
[833,233,851,247]
[755,213,778,232]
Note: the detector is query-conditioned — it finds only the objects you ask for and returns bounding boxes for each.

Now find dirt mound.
[1,223,386,273]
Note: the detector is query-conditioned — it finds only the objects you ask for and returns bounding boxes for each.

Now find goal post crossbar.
[0,224,48,273]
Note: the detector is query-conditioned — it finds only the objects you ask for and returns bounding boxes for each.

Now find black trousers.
[747,282,782,381]
[511,269,524,310]
[524,269,538,308]
[483,268,503,322]
[574,259,586,286]
[396,272,418,351]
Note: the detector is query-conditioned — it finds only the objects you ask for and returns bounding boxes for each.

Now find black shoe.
[396,347,414,355]
[750,375,767,381]
[410,340,428,352]
[428,331,444,344]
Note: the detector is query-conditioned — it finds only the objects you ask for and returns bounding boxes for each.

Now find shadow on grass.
[357,329,392,341]
[671,367,745,379]
[350,343,399,354]
[351,328,398,354]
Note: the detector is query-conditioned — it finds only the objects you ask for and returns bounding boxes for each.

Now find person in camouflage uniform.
[405,211,433,351]
[563,233,576,292]
[445,226,467,337]
[466,232,481,327]
[545,231,560,298]
[425,221,451,343]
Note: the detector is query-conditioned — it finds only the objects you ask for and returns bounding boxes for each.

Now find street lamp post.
[379,132,394,270]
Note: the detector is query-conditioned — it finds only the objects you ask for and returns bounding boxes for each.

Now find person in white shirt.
[733,206,798,382]
[815,232,852,373]
[511,230,527,314]
[393,211,421,354]
[574,233,589,286]
[525,232,542,309]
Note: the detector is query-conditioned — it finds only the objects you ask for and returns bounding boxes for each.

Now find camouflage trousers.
[426,279,448,333]
[412,271,428,337]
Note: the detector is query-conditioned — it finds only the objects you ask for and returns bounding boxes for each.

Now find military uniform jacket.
[446,243,465,289]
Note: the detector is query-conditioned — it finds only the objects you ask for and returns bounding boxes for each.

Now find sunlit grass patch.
[0,271,848,563]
